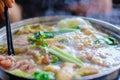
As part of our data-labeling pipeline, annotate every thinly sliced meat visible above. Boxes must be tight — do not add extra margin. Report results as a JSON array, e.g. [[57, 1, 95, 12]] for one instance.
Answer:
[[13, 34, 29, 46]]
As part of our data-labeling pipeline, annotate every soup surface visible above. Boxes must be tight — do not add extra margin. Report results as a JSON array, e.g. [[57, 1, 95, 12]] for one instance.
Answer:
[[0, 18, 120, 80]]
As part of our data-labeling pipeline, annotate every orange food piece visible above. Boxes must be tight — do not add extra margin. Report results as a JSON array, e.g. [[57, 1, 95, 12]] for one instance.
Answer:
[[79, 66, 99, 76], [45, 38, 58, 44], [54, 44, 65, 49], [42, 55, 50, 65], [0, 59, 12, 69]]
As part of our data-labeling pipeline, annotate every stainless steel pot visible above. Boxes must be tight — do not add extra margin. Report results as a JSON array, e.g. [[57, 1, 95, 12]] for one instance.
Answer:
[[0, 16, 120, 80]]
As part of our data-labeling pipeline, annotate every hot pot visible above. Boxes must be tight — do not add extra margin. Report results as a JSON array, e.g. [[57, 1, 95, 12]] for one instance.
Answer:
[[0, 16, 120, 80]]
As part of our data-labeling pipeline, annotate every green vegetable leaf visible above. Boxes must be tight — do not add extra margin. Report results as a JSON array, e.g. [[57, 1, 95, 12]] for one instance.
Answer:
[[58, 28, 78, 33], [104, 37, 118, 45], [32, 71, 55, 80], [28, 28, 78, 47], [28, 31, 48, 47], [44, 32, 55, 38], [93, 37, 118, 45], [43, 28, 78, 38], [94, 39, 103, 44], [39, 34, 48, 47], [51, 56, 59, 64], [75, 25, 81, 31], [28, 36, 36, 42]]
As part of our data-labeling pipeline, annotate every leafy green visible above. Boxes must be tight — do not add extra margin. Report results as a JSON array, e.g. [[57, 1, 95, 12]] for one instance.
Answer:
[[104, 37, 118, 45], [44, 32, 55, 38], [51, 56, 59, 64], [28, 31, 48, 47], [32, 71, 55, 80], [94, 39, 104, 44], [28, 28, 78, 47], [75, 25, 81, 31], [43, 28, 78, 38], [11, 69, 55, 80], [30, 28, 78, 39], [57, 28, 78, 33], [28, 36, 36, 42], [94, 37, 118, 45], [39, 35, 48, 47], [49, 46, 83, 67]]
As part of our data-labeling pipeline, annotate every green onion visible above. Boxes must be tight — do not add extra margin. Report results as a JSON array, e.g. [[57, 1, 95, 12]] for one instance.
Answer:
[[28, 36, 36, 42], [43, 28, 78, 38], [58, 28, 78, 33], [49, 46, 83, 67], [35, 28, 78, 38], [44, 32, 55, 38]]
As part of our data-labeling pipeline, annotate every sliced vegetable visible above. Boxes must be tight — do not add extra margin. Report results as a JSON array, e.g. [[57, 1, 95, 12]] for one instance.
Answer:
[[28, 36, 36, 42], [29, 28, 78, 39], [37, 34, 48, 47], [43, 28, 78, 38], [24, 25, 31, 31], [104, 37, 118, 45], [75, 25, 81, 31], [32, 70, 55, 80], [51, 56, 59, 64], [94, 37, 118, 45], [57, 28, 78, 33], [94, 39, 104, 44], [11, 69, 31, 77], [44, 32, 55, 38], [48, 46, 83, 67]]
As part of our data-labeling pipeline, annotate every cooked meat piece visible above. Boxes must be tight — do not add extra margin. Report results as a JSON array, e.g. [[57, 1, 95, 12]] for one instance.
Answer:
[[0, 56, 15, 69], [44, 65, 60, 73], [42, 54, 50, 65], [79, 66, 99, 76], [56, 62, 75, 80]]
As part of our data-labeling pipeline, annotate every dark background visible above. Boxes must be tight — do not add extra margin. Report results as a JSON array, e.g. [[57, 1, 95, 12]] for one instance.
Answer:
[[15, 0, 120, 27]]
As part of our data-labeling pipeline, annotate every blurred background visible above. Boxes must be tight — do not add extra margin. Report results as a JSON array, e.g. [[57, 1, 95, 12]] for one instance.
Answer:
[[0, 0, 120, 27]]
